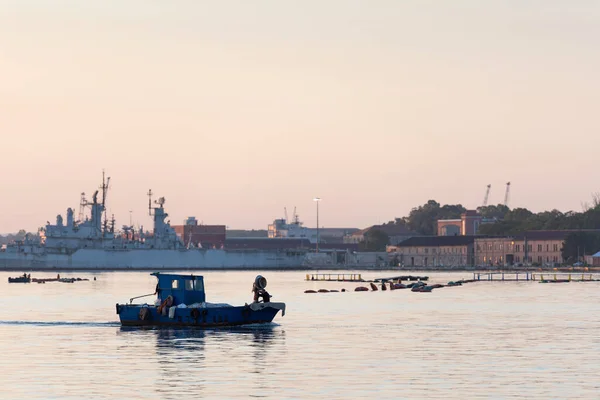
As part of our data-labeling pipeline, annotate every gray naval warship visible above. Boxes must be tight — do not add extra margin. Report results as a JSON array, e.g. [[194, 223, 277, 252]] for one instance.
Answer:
[[0, 174, 306, 270]]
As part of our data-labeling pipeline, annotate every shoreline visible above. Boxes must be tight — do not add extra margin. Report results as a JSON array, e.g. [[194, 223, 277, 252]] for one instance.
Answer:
[[2, 266, 597, 273]]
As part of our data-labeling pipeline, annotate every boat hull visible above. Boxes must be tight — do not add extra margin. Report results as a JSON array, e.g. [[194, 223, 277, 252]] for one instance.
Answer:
[[0, 248, 305, 270], [8, 277, 31, 283], [116, 303, 284, 328]]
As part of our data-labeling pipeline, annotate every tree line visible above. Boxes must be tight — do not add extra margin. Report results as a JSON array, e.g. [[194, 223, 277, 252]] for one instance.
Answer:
[[361, 197, 600, 260], [376, 198, 600, 236]]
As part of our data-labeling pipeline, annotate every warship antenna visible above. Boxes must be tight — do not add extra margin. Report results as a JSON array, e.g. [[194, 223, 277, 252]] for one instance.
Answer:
[[100, 170, 111, 233], [101, 175, 111, 208], [147, 189, 153, 216]]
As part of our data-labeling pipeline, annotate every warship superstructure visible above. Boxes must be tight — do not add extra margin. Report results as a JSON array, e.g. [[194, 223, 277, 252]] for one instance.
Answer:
[[0, 174, 306, 269]]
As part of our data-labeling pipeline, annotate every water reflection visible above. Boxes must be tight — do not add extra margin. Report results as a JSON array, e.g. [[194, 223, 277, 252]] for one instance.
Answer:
[[117, 324, 284, 352], [117, 325, 286, 399]]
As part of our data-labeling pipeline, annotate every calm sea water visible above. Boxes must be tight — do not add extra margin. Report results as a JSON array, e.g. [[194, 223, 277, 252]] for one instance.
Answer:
[[1, 270, 599, 399]]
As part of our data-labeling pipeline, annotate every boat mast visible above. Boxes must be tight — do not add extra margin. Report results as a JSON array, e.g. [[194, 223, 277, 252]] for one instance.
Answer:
[[147, 189, 153, 216], [100, 170, 111, 234], [78, 192, 86, 222]]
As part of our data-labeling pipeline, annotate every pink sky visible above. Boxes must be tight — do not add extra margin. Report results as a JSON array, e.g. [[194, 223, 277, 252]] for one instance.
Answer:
[[1, 1, 599, 233]]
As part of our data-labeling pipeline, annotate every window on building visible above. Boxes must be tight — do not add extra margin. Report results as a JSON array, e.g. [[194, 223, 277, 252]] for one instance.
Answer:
[[537, 256, 542, 263], [537, 244, 542, 252], [546, 244, 549, 252], [516, 245, 521, 252], [528, 245, 532, 252], [553, 244, 558, 252]]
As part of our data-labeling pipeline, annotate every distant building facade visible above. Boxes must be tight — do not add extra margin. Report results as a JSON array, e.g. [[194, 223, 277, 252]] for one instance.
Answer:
[[437, 210, 483, 236], [388, 229, 595, 269], [474, 230, 592, 267], [475, 237, 516, 266], [225, 237, 358, 252], [172, 217, 226, 249], [476, 230, 600, 267], [585, 251, 600, 267], [387, 236, 477, 268]]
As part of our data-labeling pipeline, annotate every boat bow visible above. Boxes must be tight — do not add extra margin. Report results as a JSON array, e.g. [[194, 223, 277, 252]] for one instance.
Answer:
[[249, 301, 286, 317]]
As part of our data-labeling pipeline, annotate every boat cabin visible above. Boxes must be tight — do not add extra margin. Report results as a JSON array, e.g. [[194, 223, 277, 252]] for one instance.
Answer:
[[152, 272, 206, 305]]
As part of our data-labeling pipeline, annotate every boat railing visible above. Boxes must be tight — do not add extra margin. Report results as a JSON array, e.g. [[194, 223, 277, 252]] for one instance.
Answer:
[[129, 293, 156, 304]]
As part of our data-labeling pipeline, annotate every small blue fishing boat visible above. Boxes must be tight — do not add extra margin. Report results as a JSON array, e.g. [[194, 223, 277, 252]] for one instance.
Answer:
[[8, 273, 31, 283], [116, 272, 286, 327]]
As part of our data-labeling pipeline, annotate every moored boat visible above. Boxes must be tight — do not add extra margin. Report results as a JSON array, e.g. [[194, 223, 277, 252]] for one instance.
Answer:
[[8, 273, 31, 283], [116, 273, 286, 327]]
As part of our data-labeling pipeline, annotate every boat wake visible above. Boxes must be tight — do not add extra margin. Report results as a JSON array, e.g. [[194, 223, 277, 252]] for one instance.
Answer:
[[0, 320, 120, 327]]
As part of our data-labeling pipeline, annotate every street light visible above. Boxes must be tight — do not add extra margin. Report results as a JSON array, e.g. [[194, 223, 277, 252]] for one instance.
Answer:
[[313, 197, 321, 252]]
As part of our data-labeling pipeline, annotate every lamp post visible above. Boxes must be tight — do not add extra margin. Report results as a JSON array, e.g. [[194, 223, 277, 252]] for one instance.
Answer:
[[313, 197, 321, 252]]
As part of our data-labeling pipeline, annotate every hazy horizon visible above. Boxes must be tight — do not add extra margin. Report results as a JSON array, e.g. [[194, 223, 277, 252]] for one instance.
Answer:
[[1, 1, 599, 233]]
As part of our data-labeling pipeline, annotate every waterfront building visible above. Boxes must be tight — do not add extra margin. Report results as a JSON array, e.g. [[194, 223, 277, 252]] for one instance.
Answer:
[[475, 230, 600, 268], [387, 236, 477, 268], [172, 217, 226, 249], [437, 210, 498, 236], [437, 210, 483, 236], [585, 251, 600, 267]]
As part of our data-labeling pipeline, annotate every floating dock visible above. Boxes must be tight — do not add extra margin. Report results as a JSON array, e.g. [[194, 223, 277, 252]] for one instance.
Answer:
[[305, 273, 364, 282], [374, 275, 429, 282], [304, 274, 430, 283]]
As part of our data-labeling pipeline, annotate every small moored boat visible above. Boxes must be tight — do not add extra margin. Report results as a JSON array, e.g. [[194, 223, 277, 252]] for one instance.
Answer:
[[8, 273, 31, 283], [116, 272, 286, 327]]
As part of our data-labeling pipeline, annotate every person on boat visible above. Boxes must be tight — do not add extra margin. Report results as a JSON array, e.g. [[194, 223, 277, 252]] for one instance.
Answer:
[[252, 283, 271, 303], [261, 290, 271, 303], [252, 283, 261, 302], [154, 283, 162, 302]]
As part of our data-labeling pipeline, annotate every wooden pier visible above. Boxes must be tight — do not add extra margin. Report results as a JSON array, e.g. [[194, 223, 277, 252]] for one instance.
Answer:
[[473, 271, 600, 282], [305, 273, 364, 282]]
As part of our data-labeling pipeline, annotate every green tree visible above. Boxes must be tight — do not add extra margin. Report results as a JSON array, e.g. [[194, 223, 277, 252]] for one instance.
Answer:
[[405, 200, 466, 235], [477, 204, 510, 220], [359, 229, 390, 251], [561, 232, 600, 263]]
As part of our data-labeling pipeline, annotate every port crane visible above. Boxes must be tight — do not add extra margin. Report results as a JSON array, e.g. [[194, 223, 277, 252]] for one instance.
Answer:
[[504, 182, 511, 207], [482, 184, 491, 207]]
